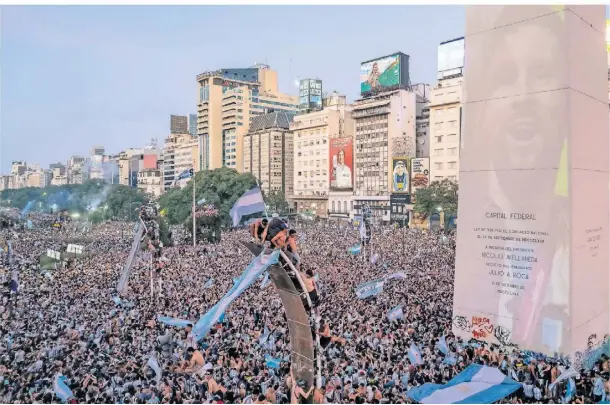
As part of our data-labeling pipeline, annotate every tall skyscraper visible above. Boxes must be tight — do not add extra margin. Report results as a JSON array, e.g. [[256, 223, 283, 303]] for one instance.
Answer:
[[170, 115, 188, 134], [196, 64, 298, 172]]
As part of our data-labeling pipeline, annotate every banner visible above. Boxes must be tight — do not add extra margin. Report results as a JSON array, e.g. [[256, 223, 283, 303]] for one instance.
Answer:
[[330, 138, 353, 191], [355, 279, 384, 299], [410, 158, 430, 201], [392, 157, 410, 193]]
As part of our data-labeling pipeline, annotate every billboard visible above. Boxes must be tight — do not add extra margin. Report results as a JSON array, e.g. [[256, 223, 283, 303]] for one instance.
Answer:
[[391, 157, 410, 194], [410, 158, 430, 201], [299, 79, 323, 111], [329, 138, 353, 191], [361, 54, 401, 94], [438, 37, 465, 77]]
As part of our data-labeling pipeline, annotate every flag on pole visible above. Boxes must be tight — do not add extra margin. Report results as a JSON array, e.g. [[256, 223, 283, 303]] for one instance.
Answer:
[[53, 375, 74, 402], [192, 250, 280, 340], [355, 279, 384, 299], [229, 187, 266, 227], [348, 244, 362, 255], [175, 168, 194, 181]]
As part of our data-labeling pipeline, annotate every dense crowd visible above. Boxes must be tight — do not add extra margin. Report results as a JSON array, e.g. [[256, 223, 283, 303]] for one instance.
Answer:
[[0, 214, 609, 404]]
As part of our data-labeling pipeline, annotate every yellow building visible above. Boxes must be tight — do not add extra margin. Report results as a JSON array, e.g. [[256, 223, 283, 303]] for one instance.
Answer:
[[196, 64, 298, 172]]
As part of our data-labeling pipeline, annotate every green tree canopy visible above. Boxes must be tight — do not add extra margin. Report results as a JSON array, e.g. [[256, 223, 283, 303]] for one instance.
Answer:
[[264, 190, 289, 215], [158, 167, 259, 226], [413, 179, 458, 221]]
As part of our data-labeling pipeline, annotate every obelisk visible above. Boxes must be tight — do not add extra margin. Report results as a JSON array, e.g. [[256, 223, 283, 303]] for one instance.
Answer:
[[452, 5, 610, 357]]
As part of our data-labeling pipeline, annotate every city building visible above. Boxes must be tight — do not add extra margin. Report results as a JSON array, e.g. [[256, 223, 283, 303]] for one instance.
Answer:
[[11, 161, 27, 176], [0, 176, 13, 191], [26, 172, 43, 188], [162, 133, 199, 191], [291, 93, 354, 219], [116, 149, 145, 187], [243, 111, 295, 197], [51, 174, 68, 186], [414, 84, 431, 158], [196, 64, 298, 171], [90, 146, 105, 156], [429, 37, 464, 182], [170, 114, 188, 134], [137, 169, 164, 198], [42, 170, 53, 187], [188, 114, 197, 137], [352, 89, 417, 222], [298, 79, 323, 114]]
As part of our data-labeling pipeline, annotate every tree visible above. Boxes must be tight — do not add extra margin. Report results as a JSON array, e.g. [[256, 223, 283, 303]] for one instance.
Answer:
[[413, 179, 458, 223], [265, 190, 289, 215], [159, 167, 259, 226], [104, 185, 148, 221]]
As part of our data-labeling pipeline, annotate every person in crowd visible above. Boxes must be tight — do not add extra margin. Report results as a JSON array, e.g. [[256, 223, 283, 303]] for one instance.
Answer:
[[249, 218, 268, 244]]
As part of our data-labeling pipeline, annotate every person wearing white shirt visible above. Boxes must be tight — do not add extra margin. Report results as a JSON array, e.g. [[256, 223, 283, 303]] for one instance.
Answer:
[[333, 149, 352, 189]]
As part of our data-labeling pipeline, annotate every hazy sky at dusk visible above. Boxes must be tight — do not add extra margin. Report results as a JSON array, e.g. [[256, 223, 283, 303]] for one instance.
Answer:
[[3, 5, 465, 172]]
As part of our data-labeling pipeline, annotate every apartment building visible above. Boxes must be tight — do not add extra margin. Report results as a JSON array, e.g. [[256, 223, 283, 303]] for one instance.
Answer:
[[428, 76, 463, 182], [162, 133, 199, 191], [351, 89, 417, 222], [196, 64, 298, 172], [243, 111, 294, 197], [137, 169, 164, 198], [170, 115, 188, 134]]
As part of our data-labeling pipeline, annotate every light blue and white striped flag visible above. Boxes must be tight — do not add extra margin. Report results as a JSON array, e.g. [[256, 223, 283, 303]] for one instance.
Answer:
[[387, 305, 404, 321], [230, 187, 265, 227], [112, 296, 122, 306], [204, 278, 214, 289], [53, 374, 73, 402], [175, 168, 193, 181], [355, 279, 384, 299], [192, 250, 280, 340], [349, 244, 362, 255], [407, 364, 521, 404], [265, 354, 281, 369], [564, 378, 576, 403], [147, 356, 162, 384], [157, 316, 193, 328], [437, 335, 449, 355], [385, 272, 407, 281], [408, 343, 424, 365], [259, 326, 271, 345]]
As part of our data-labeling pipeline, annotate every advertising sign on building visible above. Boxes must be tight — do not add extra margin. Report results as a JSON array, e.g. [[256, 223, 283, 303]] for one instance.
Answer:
[[299, 79, 323, 111], [391, 157, 410, 194], [410, 158, 430, 202], [437, 37, 465, 78], [329, 138, 353, 191], [361, 54, 401, 94]]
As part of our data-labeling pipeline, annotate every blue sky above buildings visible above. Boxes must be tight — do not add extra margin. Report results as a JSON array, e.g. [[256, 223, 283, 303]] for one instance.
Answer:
[[3, 5, 470, 172]]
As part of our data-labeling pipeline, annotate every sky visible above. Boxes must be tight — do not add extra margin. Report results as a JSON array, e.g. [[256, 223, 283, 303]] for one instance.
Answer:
[[1, 5, 469, 173]]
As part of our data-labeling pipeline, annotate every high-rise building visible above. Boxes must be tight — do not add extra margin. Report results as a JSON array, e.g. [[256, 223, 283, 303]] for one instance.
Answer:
[[414, 84, 431, 158], [188, 114, 197, 137], [162, 133, 199, 191], [11, 161, 26, 176], [170, 115, 188, 134], [291, 94, 354, 219], [90, 146, 105, 156], [352, 89, 417, 222], [429, 37, 464, 183], [137, 169, 164, 198], [196, 64, 298, 172], [243, 111, 295, 197]]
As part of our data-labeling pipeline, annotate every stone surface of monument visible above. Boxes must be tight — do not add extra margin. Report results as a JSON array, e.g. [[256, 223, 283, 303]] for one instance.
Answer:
[[452, 5, 610, 357]]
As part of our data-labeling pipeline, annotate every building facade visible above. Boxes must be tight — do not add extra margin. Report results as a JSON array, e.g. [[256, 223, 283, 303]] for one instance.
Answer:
[[352, 89, 417, 222], [196, 65, 298, 172], [137, 169, 164, 198], [162, 133, 198, 191], [170, 115, 188, 134], [243, 112, 294, 197], [291, 94, 354, 219], [428, 76, 463, 182]]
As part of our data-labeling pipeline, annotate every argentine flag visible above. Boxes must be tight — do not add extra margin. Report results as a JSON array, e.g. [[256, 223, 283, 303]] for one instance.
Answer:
[[387, 305, 404, 321], [204, 278, 214, 289], [192, 250, 279, 340], [407, 364, 521, 404], [157, 316, 193, 328], [385, 272, 407, 281], [265, 354, 281, 369], [355, 279, 384, 299], [408, 343, 424, 365], [175, 168, 194, 181], [437, 335, 449, 355], [349, 244, 362, 255], [53, 375, 74, 402], [229, 187, 265, 227], [260, 272, 272, 289]]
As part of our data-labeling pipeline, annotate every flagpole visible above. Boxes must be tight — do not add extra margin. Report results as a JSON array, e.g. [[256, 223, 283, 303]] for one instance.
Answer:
[[192, 172, 196, 248]]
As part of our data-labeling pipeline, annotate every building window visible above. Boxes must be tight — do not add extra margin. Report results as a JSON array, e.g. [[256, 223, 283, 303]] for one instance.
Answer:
[[435, 136, 443, 143], [448, 161, 457, 169], [434, 162, 443, 170], [448, 147, 457, 156], [434, 148, 443, 157]]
